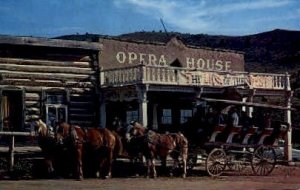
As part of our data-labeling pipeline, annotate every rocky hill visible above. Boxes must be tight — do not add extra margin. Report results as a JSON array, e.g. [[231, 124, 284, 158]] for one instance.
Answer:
[[57, 29, 300, 140], [57, 29, 300, 89], [56, 29, 300, 71]]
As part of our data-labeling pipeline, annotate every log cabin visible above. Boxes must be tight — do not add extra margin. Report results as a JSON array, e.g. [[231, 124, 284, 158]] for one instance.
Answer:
[[0, 35, 101, 131]]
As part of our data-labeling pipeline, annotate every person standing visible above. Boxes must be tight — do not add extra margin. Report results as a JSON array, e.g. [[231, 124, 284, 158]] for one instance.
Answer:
[[229, 107, 239, 127]]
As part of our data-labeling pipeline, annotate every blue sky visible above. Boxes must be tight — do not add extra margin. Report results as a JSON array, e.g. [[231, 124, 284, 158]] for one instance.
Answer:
[[0, 0, 299, 37]]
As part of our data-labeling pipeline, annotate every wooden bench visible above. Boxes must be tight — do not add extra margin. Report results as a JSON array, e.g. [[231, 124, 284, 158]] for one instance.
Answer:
[[242, 126, 258, 145], [226, 126, 242, 143], [208, 124, 226, 142], [257, 128, 274, 145]]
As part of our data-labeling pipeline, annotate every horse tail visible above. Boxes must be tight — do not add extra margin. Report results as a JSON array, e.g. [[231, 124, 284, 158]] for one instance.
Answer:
[[112, 131, 123, 157]]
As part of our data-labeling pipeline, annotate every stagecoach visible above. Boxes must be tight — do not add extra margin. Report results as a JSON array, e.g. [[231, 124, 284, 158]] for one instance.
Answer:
[[186, 97, 291, 177]]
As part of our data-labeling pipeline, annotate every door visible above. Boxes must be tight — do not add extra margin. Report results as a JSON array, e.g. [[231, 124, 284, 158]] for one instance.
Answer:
[[1, 90, 24, 131]]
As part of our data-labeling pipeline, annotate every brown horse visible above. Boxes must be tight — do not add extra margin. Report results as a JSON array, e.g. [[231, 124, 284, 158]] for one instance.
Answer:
[[126, 121, 188, 178], [31, 119, 57, 175], [55, 122, 119, 180]]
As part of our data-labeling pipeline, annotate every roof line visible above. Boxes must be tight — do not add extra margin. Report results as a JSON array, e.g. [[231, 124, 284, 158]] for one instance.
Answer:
[[99, 36, 244, 54], [0, 35, 102, 50]]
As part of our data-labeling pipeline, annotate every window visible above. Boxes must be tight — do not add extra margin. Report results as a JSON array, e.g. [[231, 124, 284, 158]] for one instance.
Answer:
[[45, 92, 68, 127], [161, 109, 172, 124], [126, 110, 138, 124], [180, 109, 193, 124]]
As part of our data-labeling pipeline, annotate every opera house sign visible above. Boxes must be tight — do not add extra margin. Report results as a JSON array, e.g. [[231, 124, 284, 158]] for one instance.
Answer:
[[100, 37, 245, 73], [115, 51, 232, 72]]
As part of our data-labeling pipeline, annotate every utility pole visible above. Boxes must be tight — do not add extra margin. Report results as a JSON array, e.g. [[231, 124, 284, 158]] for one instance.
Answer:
[[160, 18, 169, 37]]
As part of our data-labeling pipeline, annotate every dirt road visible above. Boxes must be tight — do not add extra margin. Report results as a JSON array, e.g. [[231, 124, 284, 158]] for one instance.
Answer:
[[1, 175, 300, 190], [1, 146, 300, 190], [1, 166, 300, 190]]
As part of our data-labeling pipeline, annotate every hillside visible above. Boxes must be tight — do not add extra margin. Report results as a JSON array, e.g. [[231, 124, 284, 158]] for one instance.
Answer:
[[56, 29, 300, 71], [57, 29, 300, 88]]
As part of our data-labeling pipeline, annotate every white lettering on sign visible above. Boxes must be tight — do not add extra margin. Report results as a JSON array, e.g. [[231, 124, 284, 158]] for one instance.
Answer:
[[116, 52, 233, 71], [116, 52, 167, 66], [186, 57, 232, 72], [116, 52, 126, 64], [159, 55, 167, 66], [179, 71, 248, 86]]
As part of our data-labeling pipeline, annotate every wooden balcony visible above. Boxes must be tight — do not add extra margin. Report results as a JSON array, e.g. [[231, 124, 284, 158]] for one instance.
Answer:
[[100, 65, 290, 90]]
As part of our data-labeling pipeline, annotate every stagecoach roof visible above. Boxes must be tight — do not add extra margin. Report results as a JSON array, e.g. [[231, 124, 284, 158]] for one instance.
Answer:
[[198, 97, 295, 111]]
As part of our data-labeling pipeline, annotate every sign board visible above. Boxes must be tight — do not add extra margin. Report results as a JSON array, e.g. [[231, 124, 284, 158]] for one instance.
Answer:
[[179, 71, 248, 87], [99, 37, 245, 72], [177, 70, 284, 89]]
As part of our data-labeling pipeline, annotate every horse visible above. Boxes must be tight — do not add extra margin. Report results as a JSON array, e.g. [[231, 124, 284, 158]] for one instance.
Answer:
[[31, 119, 57, 176], [126, 121, 188, 178], [55, 122, 120, 180]]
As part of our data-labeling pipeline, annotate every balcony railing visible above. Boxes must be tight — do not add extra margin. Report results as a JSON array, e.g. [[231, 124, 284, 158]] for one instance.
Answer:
[[100, 65, 290, 90]]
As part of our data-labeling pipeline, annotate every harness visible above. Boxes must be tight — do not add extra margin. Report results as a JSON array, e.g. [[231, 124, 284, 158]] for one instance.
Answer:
[[67, 125, 85, 146]]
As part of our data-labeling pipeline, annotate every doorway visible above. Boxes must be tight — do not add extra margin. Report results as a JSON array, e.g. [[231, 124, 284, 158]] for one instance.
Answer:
[[1, 89, 24, 131]]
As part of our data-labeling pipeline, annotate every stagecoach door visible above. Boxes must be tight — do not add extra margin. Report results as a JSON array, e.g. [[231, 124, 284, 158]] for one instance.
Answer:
[[0, 89, 24, 131]]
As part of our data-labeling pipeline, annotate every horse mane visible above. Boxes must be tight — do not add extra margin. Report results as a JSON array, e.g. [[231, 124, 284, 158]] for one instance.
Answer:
[[36, 119, 48, 136], [132, 121, 148, 136]]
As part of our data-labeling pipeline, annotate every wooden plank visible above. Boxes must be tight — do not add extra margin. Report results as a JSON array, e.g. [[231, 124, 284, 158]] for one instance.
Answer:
[[26, 108, 40, 115], [69, 113, 95, 118], [70, 95, 95, 102], [0, 35, 102, 50], [25, 95, 40, 101], [69, 107, 93, 112], [0, 80, 94, 88], [25, 101, 40, 107], [2, 86, 62, 92], [25, 93, 40, 99], [70, 101, 95, 108], [70, 88, 93, 93], [0, 57, 91, 68], [0, 64, 93, 74], [1, 71, 92, 81], [25, 115, 40, 120], [0, 131, 34, 136], [26, 107, 40, 112]]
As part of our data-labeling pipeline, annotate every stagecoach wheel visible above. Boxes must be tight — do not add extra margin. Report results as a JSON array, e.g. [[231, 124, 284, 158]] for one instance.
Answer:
[[206, 148, 227, 177], [251, 145, 276, 176]]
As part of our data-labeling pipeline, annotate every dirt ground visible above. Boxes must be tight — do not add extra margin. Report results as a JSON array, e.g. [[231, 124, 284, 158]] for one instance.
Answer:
[[1, 167, 300, 190], [1, 145, 300, 190], [1, 161, 300, 190]]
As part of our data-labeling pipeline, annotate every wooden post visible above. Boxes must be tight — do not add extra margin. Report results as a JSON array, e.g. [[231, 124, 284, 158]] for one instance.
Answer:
[[284, 72, 293, 164], [152, 104, 158, 130], [284, 91, 293, 164], [247, 89, 255, 118], [8, 135, 15, 171], [99, 93, 106, 128], [137, 85, 148, 127]]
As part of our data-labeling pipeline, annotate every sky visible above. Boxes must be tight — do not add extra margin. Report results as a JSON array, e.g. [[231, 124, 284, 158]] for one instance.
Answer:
[[0, 0, 299, 38]]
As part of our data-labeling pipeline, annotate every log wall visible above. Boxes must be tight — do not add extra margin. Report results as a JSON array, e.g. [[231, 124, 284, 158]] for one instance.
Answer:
[[0, 45, 100, 130]]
